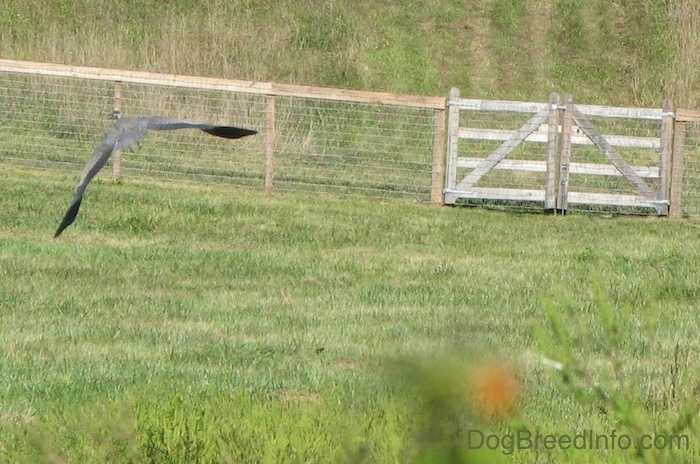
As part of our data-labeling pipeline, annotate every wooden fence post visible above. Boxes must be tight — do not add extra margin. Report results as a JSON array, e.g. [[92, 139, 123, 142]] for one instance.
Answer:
[[669, 120, 686, 219], [264, 95, 276, 193], [557, 93, 574, 214], [545, 92, 560, 212], [431, 105, 447, 204], [112, 81, 123, 178]]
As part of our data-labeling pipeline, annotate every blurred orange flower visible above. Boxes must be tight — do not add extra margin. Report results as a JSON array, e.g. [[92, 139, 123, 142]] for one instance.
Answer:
[[471, 364, 520, 418]]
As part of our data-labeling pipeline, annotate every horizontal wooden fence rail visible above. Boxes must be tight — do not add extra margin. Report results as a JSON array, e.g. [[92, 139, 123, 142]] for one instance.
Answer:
[[0, 59, 446, 204], [0, 59, 445, 109]]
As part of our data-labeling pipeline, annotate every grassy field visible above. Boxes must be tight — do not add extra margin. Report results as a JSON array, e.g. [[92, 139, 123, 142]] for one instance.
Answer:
[[2, 1, 700, 462], [1, 167, 699, 462]]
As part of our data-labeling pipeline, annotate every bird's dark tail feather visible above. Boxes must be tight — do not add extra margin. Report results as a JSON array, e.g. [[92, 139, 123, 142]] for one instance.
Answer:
[[202, 126, 258, 139], [54, 198, 83, 237]]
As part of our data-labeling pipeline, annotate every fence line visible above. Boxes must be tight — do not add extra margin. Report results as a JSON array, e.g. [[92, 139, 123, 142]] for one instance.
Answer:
[[0, 59, 445, 204], [2, 59, 700, 217]]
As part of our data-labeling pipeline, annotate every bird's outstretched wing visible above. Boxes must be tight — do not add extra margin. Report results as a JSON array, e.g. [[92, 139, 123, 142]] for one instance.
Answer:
[[55, 131, 119, 237], [140, 117, 258, 139], [54, 115, 257, 237]]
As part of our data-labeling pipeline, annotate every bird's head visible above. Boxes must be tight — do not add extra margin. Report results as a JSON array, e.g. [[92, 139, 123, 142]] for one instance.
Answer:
[[109, 110, 122, 120]]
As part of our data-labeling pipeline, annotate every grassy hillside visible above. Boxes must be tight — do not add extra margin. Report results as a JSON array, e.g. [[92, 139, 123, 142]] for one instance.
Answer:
[[1, 0, 698, 107]]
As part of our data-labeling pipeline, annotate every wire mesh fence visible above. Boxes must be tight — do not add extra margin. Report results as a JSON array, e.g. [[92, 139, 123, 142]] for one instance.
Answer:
[[0, 72, 266, 186], [679, 122, 700, 216], [0, 66, 443, 203], [0, 74, 114, 172], [272, 97, 436, 198]]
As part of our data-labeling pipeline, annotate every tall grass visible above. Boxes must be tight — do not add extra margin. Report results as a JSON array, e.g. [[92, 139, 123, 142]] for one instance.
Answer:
[[1, 0, 697, 106], [669, 0, 700, 108]]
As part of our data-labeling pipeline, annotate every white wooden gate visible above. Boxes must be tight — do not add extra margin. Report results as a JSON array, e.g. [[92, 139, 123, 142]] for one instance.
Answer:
[[444, 89, 673, 215]]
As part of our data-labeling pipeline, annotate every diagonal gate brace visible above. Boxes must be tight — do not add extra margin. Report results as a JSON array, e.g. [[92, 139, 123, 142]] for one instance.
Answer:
[[572, 108, 655, 199], [455, 109, 549, 191]]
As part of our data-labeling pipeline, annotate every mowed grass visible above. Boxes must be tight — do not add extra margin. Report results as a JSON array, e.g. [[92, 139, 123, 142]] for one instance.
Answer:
[[1, 167, 700, 463]]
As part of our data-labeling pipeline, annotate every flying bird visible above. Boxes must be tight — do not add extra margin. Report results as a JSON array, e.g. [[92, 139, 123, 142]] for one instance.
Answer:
[[54, 111, 257, 237]]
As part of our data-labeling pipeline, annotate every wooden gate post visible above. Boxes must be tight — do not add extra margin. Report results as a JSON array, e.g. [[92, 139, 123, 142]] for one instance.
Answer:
[[556, 94, 574, 214], [545, 92, 560, 212], [431, 105, 447, 205], [658, 98, 674, 216], [443, 87, 461, 204]]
